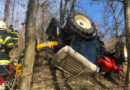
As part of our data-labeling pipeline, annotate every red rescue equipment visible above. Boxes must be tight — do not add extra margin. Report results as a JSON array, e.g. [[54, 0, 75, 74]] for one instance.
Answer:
[[97, 55, 121, 72]]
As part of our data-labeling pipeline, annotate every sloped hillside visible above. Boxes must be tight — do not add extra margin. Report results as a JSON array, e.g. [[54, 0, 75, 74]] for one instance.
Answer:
[[30, 48, 127, 90]]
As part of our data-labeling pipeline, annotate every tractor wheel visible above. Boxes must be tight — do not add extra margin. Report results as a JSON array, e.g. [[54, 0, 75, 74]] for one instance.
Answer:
[[114, 41, 128, 62], [67, 11, 95, 39]]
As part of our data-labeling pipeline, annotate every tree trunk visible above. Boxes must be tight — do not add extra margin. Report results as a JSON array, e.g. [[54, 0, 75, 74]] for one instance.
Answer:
[[11, 0, 16, 25], [112, 6, 119, 38], [124, 0, 130, 90], [60, 0, 63, 28], [36, 1, 48, 43], [70, 0, 76, 12], [18, 24, 25, 50], [62, 0, 69, 24], [106, 1, 119, 38], [19, 0, 39, 90], [4, 0, 10, 25]]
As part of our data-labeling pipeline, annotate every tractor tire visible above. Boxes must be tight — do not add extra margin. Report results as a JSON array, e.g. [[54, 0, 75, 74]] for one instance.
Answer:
[[66, 11, 95, 39], [114, 41, 128, 62]]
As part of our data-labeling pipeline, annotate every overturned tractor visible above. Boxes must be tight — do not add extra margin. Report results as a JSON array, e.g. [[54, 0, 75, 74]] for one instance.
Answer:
[[38, 10, 128, 75]]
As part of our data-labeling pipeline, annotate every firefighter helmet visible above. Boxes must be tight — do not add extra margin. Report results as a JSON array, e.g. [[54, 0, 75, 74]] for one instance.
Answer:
[[0, 21, 7, 29]]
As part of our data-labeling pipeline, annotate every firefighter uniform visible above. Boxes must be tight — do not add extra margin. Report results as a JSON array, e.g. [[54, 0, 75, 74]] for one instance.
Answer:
[[0, 52, 10, 90], [7, 25, 18, 46], [0, 52, 10, 75], [0, 21, 15, 89], [0, 29, 16, 54], [11, 30, 18, 46]]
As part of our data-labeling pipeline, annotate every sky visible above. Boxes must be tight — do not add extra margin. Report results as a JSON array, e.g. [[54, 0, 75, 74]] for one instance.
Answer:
[[0, 0, 6, 19], [0, 0, 28, 29], [75, 0, 103, 24], [0, 0, 103, 28], [0, 0, 124, 40]]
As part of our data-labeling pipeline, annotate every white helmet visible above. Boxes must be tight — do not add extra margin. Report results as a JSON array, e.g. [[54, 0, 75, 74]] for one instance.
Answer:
[[14, 28, 18, 31], [0, 21, 7, 29]]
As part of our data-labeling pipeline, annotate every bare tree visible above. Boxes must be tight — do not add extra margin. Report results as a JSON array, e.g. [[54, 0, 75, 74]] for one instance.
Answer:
[[36, 0, 49, 43], [106, 1, 119, 37], [60, 0, 77, 28], [11, 0, 16, 25], [70, 0, 76, 12], [19, 0, 39, 89], [124, 0, 130, 89], [18, 23, 25, 50], [36, 0, 59, 43], [93, 0, 124, 40], [4, 0, 10, 25], [60, 0, 64, 28]]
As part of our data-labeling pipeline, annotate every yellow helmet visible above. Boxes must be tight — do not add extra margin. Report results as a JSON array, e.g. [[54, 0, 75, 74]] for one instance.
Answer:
[[0, 21, 7, 29]]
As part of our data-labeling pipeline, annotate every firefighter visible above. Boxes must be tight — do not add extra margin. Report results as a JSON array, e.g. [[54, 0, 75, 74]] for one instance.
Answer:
[[0, 48, 11, 90], [0, 21, 17, 55], [8, 25, 18, 47], [7, 25, 13, 33], [12, 28, 18, 46], [8, 25, 19, 37], [0, 21, 18, 89]]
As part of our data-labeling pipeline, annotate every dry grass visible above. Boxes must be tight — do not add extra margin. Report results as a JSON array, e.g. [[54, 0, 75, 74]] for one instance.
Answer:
[[30, 49, 127, 90], [9, 48, 21, 61], [9, 45, 127, 90]]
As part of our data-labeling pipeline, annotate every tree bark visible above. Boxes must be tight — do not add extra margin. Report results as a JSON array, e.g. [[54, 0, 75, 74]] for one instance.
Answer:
[[106, 1, 119, 38], [37, 1, 48, 43], [11, 0, 16, 25], [62, 0, 69, 24], [111, 2, 119, 38], [18, 24, 25, 50], [70, 0, 76, 12], [19, 0, 39, 90], [4, 0, 10, 25], [60, 0, 63, 28], [124, 0, 130, 90]]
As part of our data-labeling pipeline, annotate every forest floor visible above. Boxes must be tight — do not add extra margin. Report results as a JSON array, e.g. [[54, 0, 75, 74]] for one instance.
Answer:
[[10, 48, 127, 90]]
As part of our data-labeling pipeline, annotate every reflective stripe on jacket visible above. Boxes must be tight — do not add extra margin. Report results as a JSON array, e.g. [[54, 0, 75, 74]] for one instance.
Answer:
[[0, 30, 15, 48], [0, 60, 10, 65]]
